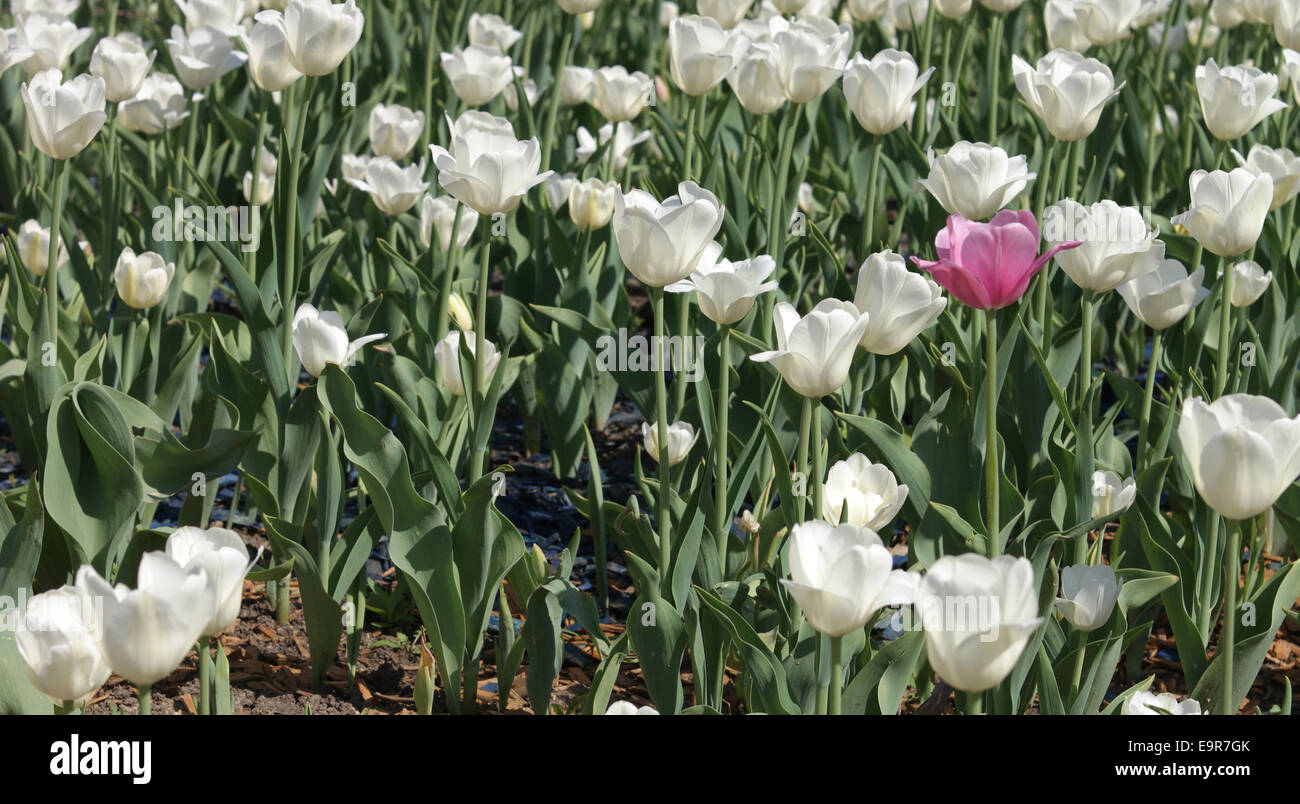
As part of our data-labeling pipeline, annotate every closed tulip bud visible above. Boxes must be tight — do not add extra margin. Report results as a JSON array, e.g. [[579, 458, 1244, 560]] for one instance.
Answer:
[[699, 0, 753, 27], [504, 74, 538, 112], [912, 211, 1080, 310], [558, 0, 603, 13], [1055, 563, 1120, 632], [1073, 0, 1142, 45], [242, 15, 304, 92], [119, 72, 190, 135], [886, 0, 931, 30], [114, 248, 175, 309], [726, 42, 786, 114], [1012, 50, 1123, 142], [268, 0, 364, 77], [661, 1, 680, 26], [20, 69, 106, 161], [666, 250, 777, 325], [1123, 689, 1204, 715], [440, 45, 514, 107], [852, 250, 946, 354], [933, 0, 973, 17], [822, 454, 910, 530], [1043, 200, 1159, 292], [669, 15, 747, 96], [842, 50, 934, 135], [1045, 0, 1093, 51], [468, 12, 522, 52], [769, 16, 852, 103], [1229, 260, 1272, 307], [1178, 394, 1300, 520], [604, 700, 659, 714], [751, 299, 871, 397], [568, 178, 618, 231], [15, 585, 111, 706], [15, 219, 68, 276], [779, 520, 915, 638], [917, 141, 1035, 221], [90, 33, 156, 103], [176, 0, 250, 33], [414, 643, 436, 715], [1171, 168, 1272, 257], [1185, 17, 1221, 48], [641, 421, 700, 466], [593, 65, 653, 122], [291, 303, 386, 377], [367, 103, 424, 161], [847, 0, 889, 20], [11, 12, 91, 74], [917, 553, 1043, 692], [166, 527, 254, 637], [1239, 0, 1275, 23], [75, 554, 216, 688], [1278, 0, 1300, 48], [576, 122, 652, 171], [430, 123, 550, 216], [166, 25, 247, 90], [419, 195, 478, 253], [1116, 250, 1210, 330], [1209, 0, 1247, 27], [243, 169, 275, 203], [1234, 144, 1300, 209], [433, 331, 501, 396], [559, 65, 596, 105], [344, 156, 428, 216], [447, 293, 474, 331], [1195, 59, 1287, 141], [613, 181, 725, 288], [1090, 470, 1136, 519]]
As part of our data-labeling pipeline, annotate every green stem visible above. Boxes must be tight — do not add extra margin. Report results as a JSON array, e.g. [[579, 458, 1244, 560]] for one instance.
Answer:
[[985, 12, 1004, 142], [828, 635, 843, 715], [714, 327, 731, 572], [984, 309, 1000, 557], [811, 398, 824, 522], [796, 396, 813, 524], [540, 17, 573, 174], [683, 95, 697, 182], [197, 639, 212, 715], [282, 78, 313, 382], [44, 159, 68, 353], [143, 303, 163, 405], [653, 287, 673, 596], [468, 217, 494, 482], [1219, 517, 1240, 715], [1137, 331, 1162, 471], [434, 203, 465, 343], [121, 313, 140, 395], [1068, 629, 1087, 702], [966, 692, 983, 715], [137, 684, 151, 715], [862, 136, 884, 259], [768, 106, 798, 283], [1215, 255, 1233, 397]]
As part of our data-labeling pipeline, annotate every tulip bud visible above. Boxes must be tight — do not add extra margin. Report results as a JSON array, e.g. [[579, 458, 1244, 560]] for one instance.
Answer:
[[114, 248, 176, 310], [843, 49, 934, 135], [433, 331, 501, 396], [593, 66, 654, 123], [274, 0, 365, 77], [447, 293, 474, 331], [15, 585, 112, 706], [568, 178, 618, 231], [90, 33, 156, 103], [1055, 563, 1120, 632], [20, 69, 107, 161], [558, 66, 596, 106], [641, 421, 699, 466], [1122, 689, 1204, 715], [15, 219, 68, 276], [852, 250, 946, 354], [751, 300, 871, 397], [1090, 470, 1136, 519], [1179, 394, 1300, 520], [1228, 260, 1272, 307], [291, 304, 387, 377], [414, 643, 437, 715]]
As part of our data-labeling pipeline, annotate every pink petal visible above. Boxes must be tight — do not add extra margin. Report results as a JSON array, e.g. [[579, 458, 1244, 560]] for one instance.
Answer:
[[911, 256, 995, 309]]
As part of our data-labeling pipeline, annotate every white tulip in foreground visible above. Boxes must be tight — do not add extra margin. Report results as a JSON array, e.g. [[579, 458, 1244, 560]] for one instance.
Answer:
[[917, 141, 1035, 221], [166, 527, 255, 637], [1055, 563, 1119, 632], [345, 157, 429, 217], [440, 45, 514, 107], [119, 73, 190, 136], [851, 250, 946, 354], [842, 49, 934, 136], [612, 181, 725, 288], [593, 65, 653, 122], [1171, 168, 1272, 258], [916, 553, 1044, 693], [243, 12, 306, 92], [1234, 144, 1300, 210], [1090, 470, 1136, 519], [15, 219, 68, 276], [15, 585, 112, 706], [668, 14, 747, 96], [666, 251, 777, 325], [430, 116, 551, 216], [779, 520, 915, 638], [90, 33, 156, 103], [1122, 689, 1204, 715], [641, 421, 700, 466], [1115, 250, 1209, 330], [1229, 260, 1272, 307], [604, 700, 658, 714], [751, 300, 871, 398], [1011, 49, 1122, 142], [1043, 200, 1159, 292], [1195, 59, 1287, 141], [568, 178, 619, 231], [265, 0, 365, 77], [291, 304, 387, 377], [419, 195, 478, 252], [1178, 394, 1300, 521], [114, 248, 176, 310], [822, 453, 909, 531], [20, 69, 107, 160], [76, 553, 216, 688], [433, 331, 502, 396]]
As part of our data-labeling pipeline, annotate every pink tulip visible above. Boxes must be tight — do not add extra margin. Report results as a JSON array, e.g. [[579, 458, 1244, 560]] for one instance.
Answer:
[[911, 211, 1081, 310]]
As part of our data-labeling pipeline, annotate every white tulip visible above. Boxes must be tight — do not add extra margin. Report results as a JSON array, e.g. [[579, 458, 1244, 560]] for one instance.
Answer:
[[14, 585, 111, 705], [1185, 17, 1221, 47], [669, 14, 747, 96], [242, 14, 304, 92], [1055, 563, 1119, 632], [368, 103, 425, 160], [467, 12, 522, 52], [165, 527, 253, 637], [842, 50, 934, 135], [20, 69, 106, 161], [822, 453, 910, 530], [699, 0, 754, 27], [1123, 689, 1204, 714], [1147, 21, 1187, 51], [440, 45, 514, 107], [568, 178, 619, 231], [75, 554, 215, 688], [933, 0, 973, 17], [886, 0, 930, 30], [641, 421, 700, 466], [0, 29, 34, 78], [265, 0, 364, 77], [1091, 470, 1136, 519], [1134, 0, 1172, 24], [546, 172, 577, 212], [1045, 0, 1094, 51], [917, 141, 1035, 221], [1209, 0, 1248, 26], [780, 520, 915, 638], [1240, 0, 1276, 23], [666, 250, 777, 325], [851, 250, 946, 355], [114, 248, 175, 309], [243, 168, 275, 204], [1234, 144, 1300, 210], [1171, 168, 1272, 257], [847, 0, 889, 20], [429, 120, 551, 216], [175, 0, 249, 33], [916, 553, 1044, 692], [1178, 394, 1300, 521], [1278, 0, 1300, 48], [1229, 260, 1272, 307], [575, 122, 652, 171], [10, 12, 91, 74], [1072, 0, 1141, 45], [1042, 199, 1159, 292], [726, 41, 786, 114], [167, 25, 247, 90], [751, 299, 871, 398], [593, 65, 654, 122], [504, 73, 538, 112], [769, 16, 852, 103], [1012, 49, 1122, 142], [1195, 59, 1286, 141], [558, 65, 595, 105], [12, 0, 80, 16], [433, 331, 501, 396], [89, 33, 156, 103], [345, 156, 428, 216], [612, 181, 725, 288], [604, 700, 658, 714], [660, 1, 680, 27], [291, 303, 386, 377], [15, 219, 68, 276], [419, 195, 478, 252], [119, 72, 190, 135], [1115, 251, 1210, 330]]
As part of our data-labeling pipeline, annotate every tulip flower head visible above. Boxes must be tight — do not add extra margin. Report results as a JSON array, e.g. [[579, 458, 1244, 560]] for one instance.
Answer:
[[119, 72, 190, 135], [1195, 58, 1287, 141], [917, 141, 1035, 221], [1123, 689, 1204, 715], [852, 250, 946, 354], [440, 45, 514, 107], [1228, 260, 1272, 307], [368, 103, 425, 161], [912, 211, 1081, 311], [1011, 49, 1123, 142], [593, 65, 654, 122], [20, 69, 107, 160], [641, 420, 700, 466], [1115, 250, 1210, 330], [419, 195, 479, 252], [433, 331, 501, 396], [15, 219, 68, 276], [10, 12, 91, 74], [114, 248, 176, 310], [1091, 470, 1136, 519], [15, 585, 112, 705], [668, 14, 748, 97], [468, 13, 523, 52], [165, 527, 256, 637], [1171, 168, 1272, 257], [1234, 144, 1300, 210], [842, 49, 935, 136], [822, 453, 910, 530], [1055, 563, 1120, 632], [604, 700, 658, 714], [291, 304, 387, 377], [612, 181, 725, 288], [166, 24, 249, 90], [751, 299, 871, 397], [568, 178, 619, 231], [666, 250, 777, 325], [261, 0, 365, 77], [90, 32, 156, 102], [430, 116, 551, 216], [1043, 199, 1159, 293], [345, 156, 429, 217]]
